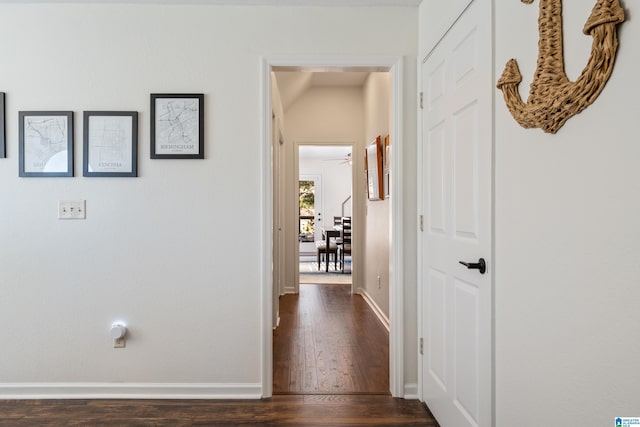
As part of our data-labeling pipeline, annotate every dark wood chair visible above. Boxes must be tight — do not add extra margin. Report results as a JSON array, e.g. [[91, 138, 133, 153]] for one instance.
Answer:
[[315, 239, 338, 270], [338, 217, 352, 273], [333, 216, 344, 245]]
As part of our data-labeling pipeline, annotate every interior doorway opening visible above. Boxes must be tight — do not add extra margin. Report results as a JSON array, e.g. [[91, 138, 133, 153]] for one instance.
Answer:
[[261, 57, 405, 399], [297, 144, 353, 287]]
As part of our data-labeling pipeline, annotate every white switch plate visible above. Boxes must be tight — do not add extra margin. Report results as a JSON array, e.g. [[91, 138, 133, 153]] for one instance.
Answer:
[[58, 200, 86, 220]]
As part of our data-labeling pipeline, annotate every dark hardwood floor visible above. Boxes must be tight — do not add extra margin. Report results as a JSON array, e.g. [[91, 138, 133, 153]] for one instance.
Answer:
[[274, 284, 389, 394], [0, 395, 439, 426], [0, 284, 439, 426]]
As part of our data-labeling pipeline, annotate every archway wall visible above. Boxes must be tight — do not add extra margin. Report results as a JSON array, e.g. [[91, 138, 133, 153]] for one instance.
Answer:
[[0, 2, 419, 398]]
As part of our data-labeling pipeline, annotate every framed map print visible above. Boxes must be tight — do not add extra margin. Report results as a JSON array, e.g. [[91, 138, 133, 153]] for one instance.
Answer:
[[19, 111, 73, 177], [83, 111, 138, 177], [150, 93, 204, 159]]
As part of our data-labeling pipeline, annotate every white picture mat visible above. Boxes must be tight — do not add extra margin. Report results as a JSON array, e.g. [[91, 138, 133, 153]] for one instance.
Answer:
[[23, 115, 68, 173], [154, 98, 200, 155], [88, 115, 133, 173]]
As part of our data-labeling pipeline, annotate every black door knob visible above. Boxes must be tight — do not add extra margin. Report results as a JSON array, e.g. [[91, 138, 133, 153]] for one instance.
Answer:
[[459, 258, 486, 274]]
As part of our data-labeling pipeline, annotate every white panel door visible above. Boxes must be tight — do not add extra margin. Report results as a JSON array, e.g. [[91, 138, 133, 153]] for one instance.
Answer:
[[420, 0, 492, 426]]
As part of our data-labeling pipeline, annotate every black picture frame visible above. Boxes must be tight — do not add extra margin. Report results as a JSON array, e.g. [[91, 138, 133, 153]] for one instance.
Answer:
[[19, 111, 73, 177], [150, 93, 204, 159], [0, 92, 5, 159], [83, 111, 138, 177]]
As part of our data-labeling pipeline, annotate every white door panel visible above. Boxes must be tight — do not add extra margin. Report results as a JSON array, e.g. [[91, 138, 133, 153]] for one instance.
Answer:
[[426, 267, 447, 390], [453, 100, 479, 240], [428, 122, 447, 235], [420, 0, 493, 426]]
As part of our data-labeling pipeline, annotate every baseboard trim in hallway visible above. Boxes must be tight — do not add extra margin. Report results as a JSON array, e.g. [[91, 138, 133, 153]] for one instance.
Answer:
[[358, 287, 390, 331], [273, 391, 390, 396]]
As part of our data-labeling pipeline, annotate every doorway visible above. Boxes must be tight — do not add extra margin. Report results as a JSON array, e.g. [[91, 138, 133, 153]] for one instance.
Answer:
[[297, 144, 353, 287], [298, 174, 322, 255], [261, 56, 405, 398]]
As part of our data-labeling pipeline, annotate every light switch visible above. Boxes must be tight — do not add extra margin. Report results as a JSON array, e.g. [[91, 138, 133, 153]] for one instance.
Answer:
[[58, 200, 86, 220]]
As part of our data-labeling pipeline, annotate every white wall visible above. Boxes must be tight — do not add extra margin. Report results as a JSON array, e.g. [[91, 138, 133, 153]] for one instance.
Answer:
[[420, 0, 640, 424], [494, 2, 640, 425], [362, 73, 391, 317], [0, 3, 418, 397]]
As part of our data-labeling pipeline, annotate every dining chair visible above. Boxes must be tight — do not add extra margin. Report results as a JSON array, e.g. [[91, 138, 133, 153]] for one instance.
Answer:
[[315, 239, 337, 271], [338, 217, 352, 273]]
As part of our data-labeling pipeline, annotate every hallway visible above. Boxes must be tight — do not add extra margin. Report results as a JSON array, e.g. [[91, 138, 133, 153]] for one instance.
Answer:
[[273, 284, 388, 394]]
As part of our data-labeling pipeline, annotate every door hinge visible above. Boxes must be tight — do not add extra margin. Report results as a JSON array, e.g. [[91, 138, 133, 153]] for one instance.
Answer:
[[419, 92, 424, 109], [419, 215, 424, 232], [419, 337, 424, 355]]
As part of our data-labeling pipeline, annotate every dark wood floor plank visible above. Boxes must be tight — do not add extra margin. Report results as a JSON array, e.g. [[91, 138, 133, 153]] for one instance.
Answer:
[[273, 284, 389, 395], [0, 396, 439, 426]]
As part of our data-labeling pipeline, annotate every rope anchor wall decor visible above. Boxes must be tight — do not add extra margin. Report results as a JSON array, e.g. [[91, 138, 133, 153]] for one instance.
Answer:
[[497, 0, 625, 134]]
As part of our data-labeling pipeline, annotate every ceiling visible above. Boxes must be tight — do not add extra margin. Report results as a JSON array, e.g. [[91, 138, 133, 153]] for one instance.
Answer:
[[298, 145, 351, 161], [274, 71, 369, 112], [274, 69, 389, 160]]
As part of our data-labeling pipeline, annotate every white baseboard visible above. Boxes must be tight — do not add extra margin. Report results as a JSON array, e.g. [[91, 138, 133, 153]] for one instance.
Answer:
[[357, 288, 390, 332], [282, 286, 296, 294], [0, 383, 263, 400], [403, 383, 418, 400]]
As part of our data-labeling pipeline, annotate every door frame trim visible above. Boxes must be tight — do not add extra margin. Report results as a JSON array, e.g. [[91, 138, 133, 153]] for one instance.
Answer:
[[260, 55, 405, 398]]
